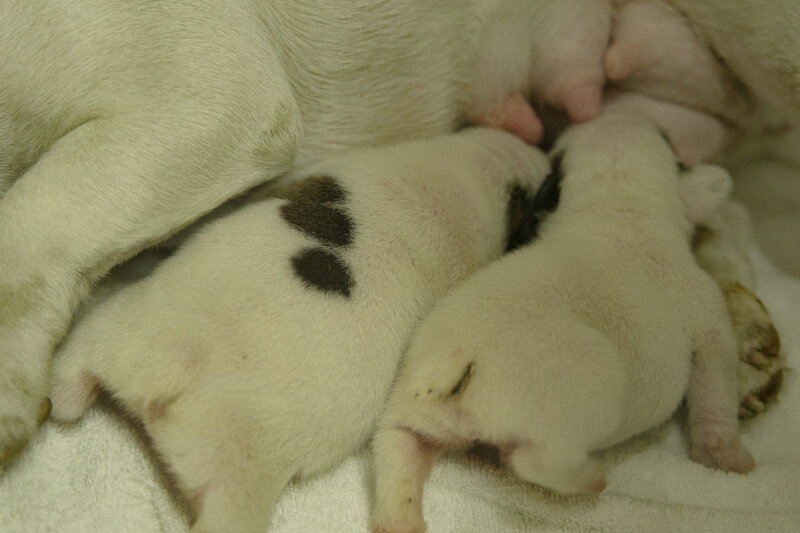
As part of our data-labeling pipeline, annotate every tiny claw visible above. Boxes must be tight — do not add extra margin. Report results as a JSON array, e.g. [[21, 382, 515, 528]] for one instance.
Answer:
[[747, 349, 772, 368], [760, 324, 782, 358], [744, 394, 766, 413]]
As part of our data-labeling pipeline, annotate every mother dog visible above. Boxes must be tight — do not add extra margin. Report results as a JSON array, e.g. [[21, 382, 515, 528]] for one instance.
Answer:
[[0, 0, 795, 462]]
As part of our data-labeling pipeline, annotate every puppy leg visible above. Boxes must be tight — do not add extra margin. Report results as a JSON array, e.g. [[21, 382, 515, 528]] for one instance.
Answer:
[[506, 442, 606, 495], [687, 326, 755, 473], [145, 406, 294, 533], [371, 426, 440, 533], [691, 200, 785, 418], [49, 343, 100, 423], [189, 467, 292, 533], [0, 108, 300, 463]]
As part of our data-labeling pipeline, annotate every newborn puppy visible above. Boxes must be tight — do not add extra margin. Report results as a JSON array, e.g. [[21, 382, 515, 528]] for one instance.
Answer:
[[599, 0, 785, 416], [48, 129, 549, 533], [371, 113, 754, 533]]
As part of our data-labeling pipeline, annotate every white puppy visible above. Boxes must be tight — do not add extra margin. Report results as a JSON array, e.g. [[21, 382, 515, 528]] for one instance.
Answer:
[[0, 0, 614, 461], [48, 128, 550, 533], [370, 113, 754, 533]]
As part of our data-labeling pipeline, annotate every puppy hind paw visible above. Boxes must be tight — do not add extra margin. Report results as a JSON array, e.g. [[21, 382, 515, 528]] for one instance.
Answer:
[[370, 492, 428, 533], [371, 518, 427, 533], [690, 433, 755, 474]]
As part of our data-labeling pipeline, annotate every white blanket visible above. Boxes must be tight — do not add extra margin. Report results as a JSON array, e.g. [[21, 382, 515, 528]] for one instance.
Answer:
[[1, 249, 798, 533]]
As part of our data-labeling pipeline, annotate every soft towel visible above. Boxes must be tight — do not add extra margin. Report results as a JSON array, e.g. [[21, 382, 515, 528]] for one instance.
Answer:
[[1, 249, 797, 533]]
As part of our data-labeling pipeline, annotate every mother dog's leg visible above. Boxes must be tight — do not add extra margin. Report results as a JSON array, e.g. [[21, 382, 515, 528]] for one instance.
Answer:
[[692, 200, 785, 419], [0, 103, 301, 465]]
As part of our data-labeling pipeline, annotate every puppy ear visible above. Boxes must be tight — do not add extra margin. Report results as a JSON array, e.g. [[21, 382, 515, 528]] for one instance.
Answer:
[[678, 164, 732, 223]]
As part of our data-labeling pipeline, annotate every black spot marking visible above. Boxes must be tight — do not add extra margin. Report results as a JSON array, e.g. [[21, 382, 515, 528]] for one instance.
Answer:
[[280, 202, 353, 247], [505, 152, 564, 253], [277, 176, 354, 247], [275, 175, 347, 204], [691, 224, 715, 251], [534, 152, 563, 214], [291, 247, 354, 297], [449, 363, 474, 397], [505, 184, 539, 253]]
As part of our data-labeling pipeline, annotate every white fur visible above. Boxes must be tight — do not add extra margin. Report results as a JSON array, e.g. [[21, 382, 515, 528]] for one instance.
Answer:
[[48, 128, 550, 533], [602, 0, 800, 277], [370, 113, 754, 533], [601, 0, 750, 165], [0, 0, 612, 460], [598, 0, 789, 414]]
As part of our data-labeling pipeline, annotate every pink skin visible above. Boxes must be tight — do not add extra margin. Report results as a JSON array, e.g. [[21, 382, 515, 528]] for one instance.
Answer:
[[560, 82, 603, 124], [479, 1, 610, 145], [601, 1, 749, 163], [480, 83, 603, 147], [478, 95, 544, 146], [541, 72, 605, 125], [687, 331, 756, 474]]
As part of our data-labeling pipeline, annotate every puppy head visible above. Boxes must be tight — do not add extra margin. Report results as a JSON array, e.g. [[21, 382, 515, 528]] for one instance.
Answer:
[[550, 111, 679, 181], [548, 111, 731, 222]]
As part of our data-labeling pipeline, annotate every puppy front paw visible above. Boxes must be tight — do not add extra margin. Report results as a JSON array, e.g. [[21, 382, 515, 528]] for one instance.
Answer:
[[725, 283, 786, 419]]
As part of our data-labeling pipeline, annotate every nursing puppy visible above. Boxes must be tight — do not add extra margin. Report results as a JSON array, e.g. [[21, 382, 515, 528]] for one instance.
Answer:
[[48, 129, 549, 533], [599, 0, 785, 417], [0, 0, 613, 462], [371, 113, 753, 533]]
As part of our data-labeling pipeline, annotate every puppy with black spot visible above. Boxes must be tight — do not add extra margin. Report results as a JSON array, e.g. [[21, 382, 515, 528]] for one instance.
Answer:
[[0, 0, 616, 459], [48, 128, 549, 533], [370, 112, 754, 533]]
